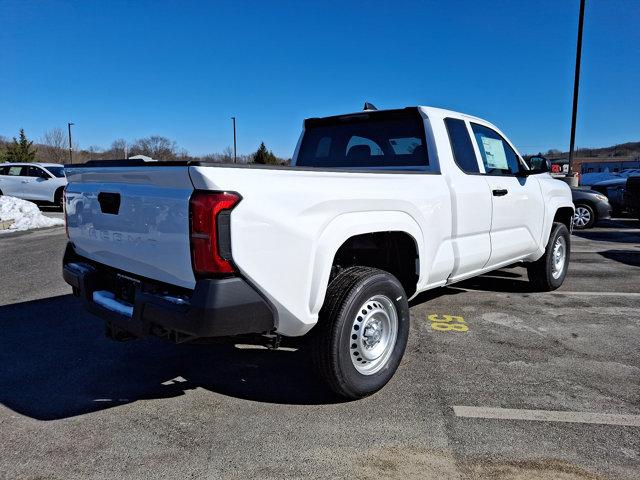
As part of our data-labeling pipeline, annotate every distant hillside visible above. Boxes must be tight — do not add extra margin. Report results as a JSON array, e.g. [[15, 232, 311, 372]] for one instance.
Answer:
[[534, 141, 640, 159]]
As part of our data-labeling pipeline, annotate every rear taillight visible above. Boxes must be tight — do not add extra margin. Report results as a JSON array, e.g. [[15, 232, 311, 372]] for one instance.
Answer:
[[189, 191, 240, 276]]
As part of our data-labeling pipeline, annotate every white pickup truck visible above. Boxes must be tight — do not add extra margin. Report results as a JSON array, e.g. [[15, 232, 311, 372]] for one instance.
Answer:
[[62, 106, 574, 398]]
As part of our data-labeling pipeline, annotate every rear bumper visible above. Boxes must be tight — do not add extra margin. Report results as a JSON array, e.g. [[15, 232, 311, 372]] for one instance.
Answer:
[[63, 243, 275, 340]]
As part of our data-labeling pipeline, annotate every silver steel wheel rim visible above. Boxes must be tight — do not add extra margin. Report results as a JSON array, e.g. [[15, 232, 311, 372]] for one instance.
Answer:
[[349, 295, 398, 375], [573, 207, 591, 227], [551, 236, 567, 279]]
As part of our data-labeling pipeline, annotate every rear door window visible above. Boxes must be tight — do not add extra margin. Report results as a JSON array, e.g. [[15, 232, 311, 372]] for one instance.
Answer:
[[8, 166, 26, 176], [296, 108, 434, 171], [444, 118, 480, 174], [46, 166, 66, 178], [27, 166, 47, 177]]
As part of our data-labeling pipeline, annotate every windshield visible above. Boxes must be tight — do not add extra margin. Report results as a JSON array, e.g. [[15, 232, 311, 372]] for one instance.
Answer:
[[296, 109, 429, 170], [45, 166, 65, 178]]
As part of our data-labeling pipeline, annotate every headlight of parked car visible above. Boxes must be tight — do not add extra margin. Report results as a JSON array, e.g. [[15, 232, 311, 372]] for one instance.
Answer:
[[595, 194, 608, 202]]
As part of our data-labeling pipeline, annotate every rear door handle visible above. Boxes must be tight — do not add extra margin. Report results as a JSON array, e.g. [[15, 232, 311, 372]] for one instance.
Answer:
[[492, 189, 508, 197]]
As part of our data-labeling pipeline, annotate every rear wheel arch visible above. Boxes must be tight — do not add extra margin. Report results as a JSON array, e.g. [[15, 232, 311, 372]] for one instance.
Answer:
[[308, 211, 423, 316], [54, 186, 65, 207], [54, 186, 65, 200], [331, 231, 419, 298]]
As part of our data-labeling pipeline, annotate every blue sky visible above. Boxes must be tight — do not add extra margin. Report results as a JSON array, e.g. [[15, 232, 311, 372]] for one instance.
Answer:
[[0, 0, 638, 157]]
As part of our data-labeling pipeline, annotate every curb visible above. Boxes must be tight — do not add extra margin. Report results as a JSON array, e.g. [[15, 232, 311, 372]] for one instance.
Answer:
[[0, 224, 65, 239]]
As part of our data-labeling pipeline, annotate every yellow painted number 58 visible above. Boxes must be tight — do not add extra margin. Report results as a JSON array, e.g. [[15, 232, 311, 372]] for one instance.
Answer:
[[427, 314, 468, 333]]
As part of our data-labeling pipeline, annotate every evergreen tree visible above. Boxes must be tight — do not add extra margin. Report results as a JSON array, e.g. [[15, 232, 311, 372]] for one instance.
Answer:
[[252, 141, 279, 165], [6, 129, 37, 162]]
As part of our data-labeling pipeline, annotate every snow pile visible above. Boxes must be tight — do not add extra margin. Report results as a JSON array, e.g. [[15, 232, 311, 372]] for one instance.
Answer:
[[0, 196, 64, 233]]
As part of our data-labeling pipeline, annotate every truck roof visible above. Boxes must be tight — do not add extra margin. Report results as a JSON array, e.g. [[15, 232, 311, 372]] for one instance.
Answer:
[[305, 105, 498, 130]]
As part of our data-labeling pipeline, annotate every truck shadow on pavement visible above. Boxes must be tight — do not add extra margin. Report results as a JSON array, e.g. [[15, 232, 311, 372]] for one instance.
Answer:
[[597, 249, 640, 267], [456, 269, 536, 293], [0, 295, 339, 421], [573, 228, 640, 244]]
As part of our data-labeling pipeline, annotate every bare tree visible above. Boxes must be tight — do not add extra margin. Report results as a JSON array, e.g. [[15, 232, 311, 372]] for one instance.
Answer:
[[110, 138, 128, 158], [40, 128, 67, 163], [222, 146, 234, 163], [130, 135, 178, 161]]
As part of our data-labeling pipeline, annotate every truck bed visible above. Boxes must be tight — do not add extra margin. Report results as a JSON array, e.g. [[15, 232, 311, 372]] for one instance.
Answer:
[[64, 162, 452, 336]]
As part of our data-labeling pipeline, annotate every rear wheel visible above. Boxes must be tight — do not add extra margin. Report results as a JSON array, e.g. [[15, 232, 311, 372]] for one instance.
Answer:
[[311, 266, 410, 399], [55, 188, 64, 211], [573, 204, 595, 229], [527, 223, 570, 291]]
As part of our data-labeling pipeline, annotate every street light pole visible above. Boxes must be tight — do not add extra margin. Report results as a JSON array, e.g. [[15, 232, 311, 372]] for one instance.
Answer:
[[568, 0, 586, 176], [231, 117, 237, 163], [67, 122, 74, 164]]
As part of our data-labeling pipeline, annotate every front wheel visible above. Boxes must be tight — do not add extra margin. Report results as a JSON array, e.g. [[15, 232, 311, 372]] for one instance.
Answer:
[[527, 222, 570, 291], [311, 266, 410, 399]]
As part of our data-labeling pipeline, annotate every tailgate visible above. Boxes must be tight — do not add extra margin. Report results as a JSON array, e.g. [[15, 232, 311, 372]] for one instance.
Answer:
[[65, 165, 196, 289]]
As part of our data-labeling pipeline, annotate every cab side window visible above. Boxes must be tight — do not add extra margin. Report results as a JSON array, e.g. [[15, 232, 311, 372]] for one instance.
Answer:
[[470, 123, 522, 176]]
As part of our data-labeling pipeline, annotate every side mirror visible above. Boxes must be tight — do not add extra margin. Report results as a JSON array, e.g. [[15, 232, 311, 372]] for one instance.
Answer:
[[528, 156, 551, 172], [520, 156, 551, 176]]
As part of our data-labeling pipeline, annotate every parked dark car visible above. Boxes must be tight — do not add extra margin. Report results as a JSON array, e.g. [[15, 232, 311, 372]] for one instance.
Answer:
[[571, 187, 612, 229], [590, 178, 627, 215], [624, 176, 640, 221]]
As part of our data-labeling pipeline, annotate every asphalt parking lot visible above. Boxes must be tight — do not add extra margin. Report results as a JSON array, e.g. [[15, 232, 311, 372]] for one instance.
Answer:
[[1, 220, 639, 480]]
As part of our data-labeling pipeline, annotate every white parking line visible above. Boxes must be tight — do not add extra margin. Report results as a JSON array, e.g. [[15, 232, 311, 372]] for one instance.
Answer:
[[571, 249, 640, 253], [549, 291, 640, 298], [453, 406, 640, 427], [456, 288, 640, 298]]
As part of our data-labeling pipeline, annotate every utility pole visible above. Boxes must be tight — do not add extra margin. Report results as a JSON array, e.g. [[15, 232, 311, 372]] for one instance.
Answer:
[[67, 122, 74, 164], [568, 0, 585, 176], [231, 117, 237, 163]]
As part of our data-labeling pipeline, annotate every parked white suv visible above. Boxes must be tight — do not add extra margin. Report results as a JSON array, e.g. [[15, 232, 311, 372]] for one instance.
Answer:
[[0, 163, 67, 208], [62, 106, 574, 398]]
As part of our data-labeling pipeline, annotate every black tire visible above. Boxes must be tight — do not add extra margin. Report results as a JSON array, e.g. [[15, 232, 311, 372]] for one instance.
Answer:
[[311, 266, 410, 399], [54, 188, 64, 211], [572, 203, 595, 230], [527, 222, 570, 291]]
